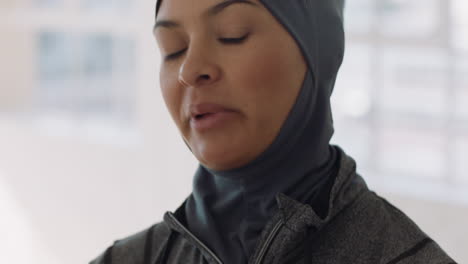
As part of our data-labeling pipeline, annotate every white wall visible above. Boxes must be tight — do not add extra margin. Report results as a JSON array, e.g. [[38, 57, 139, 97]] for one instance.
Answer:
[[0, 116, 196, 263]]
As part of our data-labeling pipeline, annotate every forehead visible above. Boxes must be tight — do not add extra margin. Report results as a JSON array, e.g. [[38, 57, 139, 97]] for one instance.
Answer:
[[155, 0, 263, 33], [157, 0, 261, 19]]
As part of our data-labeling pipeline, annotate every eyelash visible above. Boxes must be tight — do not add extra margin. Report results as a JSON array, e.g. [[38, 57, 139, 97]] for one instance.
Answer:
[[164, 34, 250, 61]]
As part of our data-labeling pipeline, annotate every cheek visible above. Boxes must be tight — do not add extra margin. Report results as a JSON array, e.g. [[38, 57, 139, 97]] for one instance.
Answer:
[[233, 43, 296, 111], [237, 39, 294, 94], [160, 68, 184, 129], [227, 37, 305, 138]]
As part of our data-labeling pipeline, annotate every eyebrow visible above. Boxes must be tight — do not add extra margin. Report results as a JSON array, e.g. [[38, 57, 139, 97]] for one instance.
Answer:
[[153, 0, 259, 31]]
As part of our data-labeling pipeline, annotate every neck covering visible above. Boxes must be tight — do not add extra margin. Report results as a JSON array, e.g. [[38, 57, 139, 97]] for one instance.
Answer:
[[155, 0, 345, 263]]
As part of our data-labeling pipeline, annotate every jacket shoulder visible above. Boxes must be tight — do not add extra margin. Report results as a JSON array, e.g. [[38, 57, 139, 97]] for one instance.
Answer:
[[89, 221, 172, 264], [374, 195, 456, 263], [310, 190, 456, 263]]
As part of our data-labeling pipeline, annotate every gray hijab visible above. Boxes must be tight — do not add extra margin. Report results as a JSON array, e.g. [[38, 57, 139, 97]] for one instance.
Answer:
[[155, 0, 345, 263]]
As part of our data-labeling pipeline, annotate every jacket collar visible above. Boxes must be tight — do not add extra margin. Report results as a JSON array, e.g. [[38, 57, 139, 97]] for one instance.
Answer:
[[167, 145, 368, 232], [163, 145, 369, 264], [275, 144, 368, 230]]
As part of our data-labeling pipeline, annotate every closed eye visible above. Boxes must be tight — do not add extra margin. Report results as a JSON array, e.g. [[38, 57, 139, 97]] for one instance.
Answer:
[[219, 34, 249, 44], [164, 48, 187, 61], [164, 34, 250, 61]]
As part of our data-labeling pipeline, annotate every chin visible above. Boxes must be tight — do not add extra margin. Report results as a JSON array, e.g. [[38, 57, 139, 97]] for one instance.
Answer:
[[198, 153, 236, 171], [196, 147, 247, 171], [190, 133, 256, 171]]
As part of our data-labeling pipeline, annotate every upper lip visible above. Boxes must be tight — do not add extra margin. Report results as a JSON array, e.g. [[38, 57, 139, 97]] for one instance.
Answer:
[[189, 103, 235, 120]]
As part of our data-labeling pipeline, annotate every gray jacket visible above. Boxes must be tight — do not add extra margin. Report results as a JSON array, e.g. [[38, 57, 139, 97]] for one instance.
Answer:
[[90, 147, 456, 264]]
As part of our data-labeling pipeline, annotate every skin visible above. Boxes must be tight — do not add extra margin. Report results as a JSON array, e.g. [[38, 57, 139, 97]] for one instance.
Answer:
[[153, 0, 307, 171]]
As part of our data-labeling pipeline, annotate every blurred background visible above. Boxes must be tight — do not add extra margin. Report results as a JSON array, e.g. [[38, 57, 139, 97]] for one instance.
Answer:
[[0, 0, 467, 263]]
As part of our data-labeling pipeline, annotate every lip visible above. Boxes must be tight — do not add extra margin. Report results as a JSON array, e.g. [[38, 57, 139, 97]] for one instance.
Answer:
[[189, 103, 235, 119], [189, 103, 238, 131]]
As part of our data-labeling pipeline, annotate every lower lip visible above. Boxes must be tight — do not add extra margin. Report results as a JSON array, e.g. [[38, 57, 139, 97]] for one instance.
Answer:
[[190, 111, 237, 132]]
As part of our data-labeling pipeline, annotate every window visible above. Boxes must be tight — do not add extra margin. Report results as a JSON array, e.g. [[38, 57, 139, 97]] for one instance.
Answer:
[[35, 29, 136, 138], [0, 0, 141, 144], [380, 47, 447, 118], [82, 0, 133, 12], [453, 0, 468, 54], [379, 0, 440, 40], [35, 0, 61, 8], [456, 59, 468, 119], [331, 0, 468, 201]]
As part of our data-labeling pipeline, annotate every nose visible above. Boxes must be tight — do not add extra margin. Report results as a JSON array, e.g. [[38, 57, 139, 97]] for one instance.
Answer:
[[178, 43, 221, 88]]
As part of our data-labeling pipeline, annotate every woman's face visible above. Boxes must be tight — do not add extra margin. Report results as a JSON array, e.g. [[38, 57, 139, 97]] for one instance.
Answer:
[[154, 0, 307, 171]]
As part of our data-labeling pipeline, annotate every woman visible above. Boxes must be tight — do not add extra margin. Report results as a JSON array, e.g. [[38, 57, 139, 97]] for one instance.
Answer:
[[91, 0, 456, 263]]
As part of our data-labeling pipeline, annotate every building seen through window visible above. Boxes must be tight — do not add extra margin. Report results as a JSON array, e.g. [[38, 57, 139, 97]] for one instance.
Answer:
[[331, 0, 468, 194]]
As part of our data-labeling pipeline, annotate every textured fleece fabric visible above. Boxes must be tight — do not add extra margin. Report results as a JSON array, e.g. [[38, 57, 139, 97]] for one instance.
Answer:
[[89, 145, 457, 264]]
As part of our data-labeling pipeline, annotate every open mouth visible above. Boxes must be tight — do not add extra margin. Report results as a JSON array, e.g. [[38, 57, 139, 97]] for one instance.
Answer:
[[195, 113, 212, 120], [190, 110, 236, 131]]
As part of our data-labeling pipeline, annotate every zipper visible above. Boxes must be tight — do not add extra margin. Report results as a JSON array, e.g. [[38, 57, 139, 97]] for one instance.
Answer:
[[167, 212, 223, 264], [253, 220, 284, 264]]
